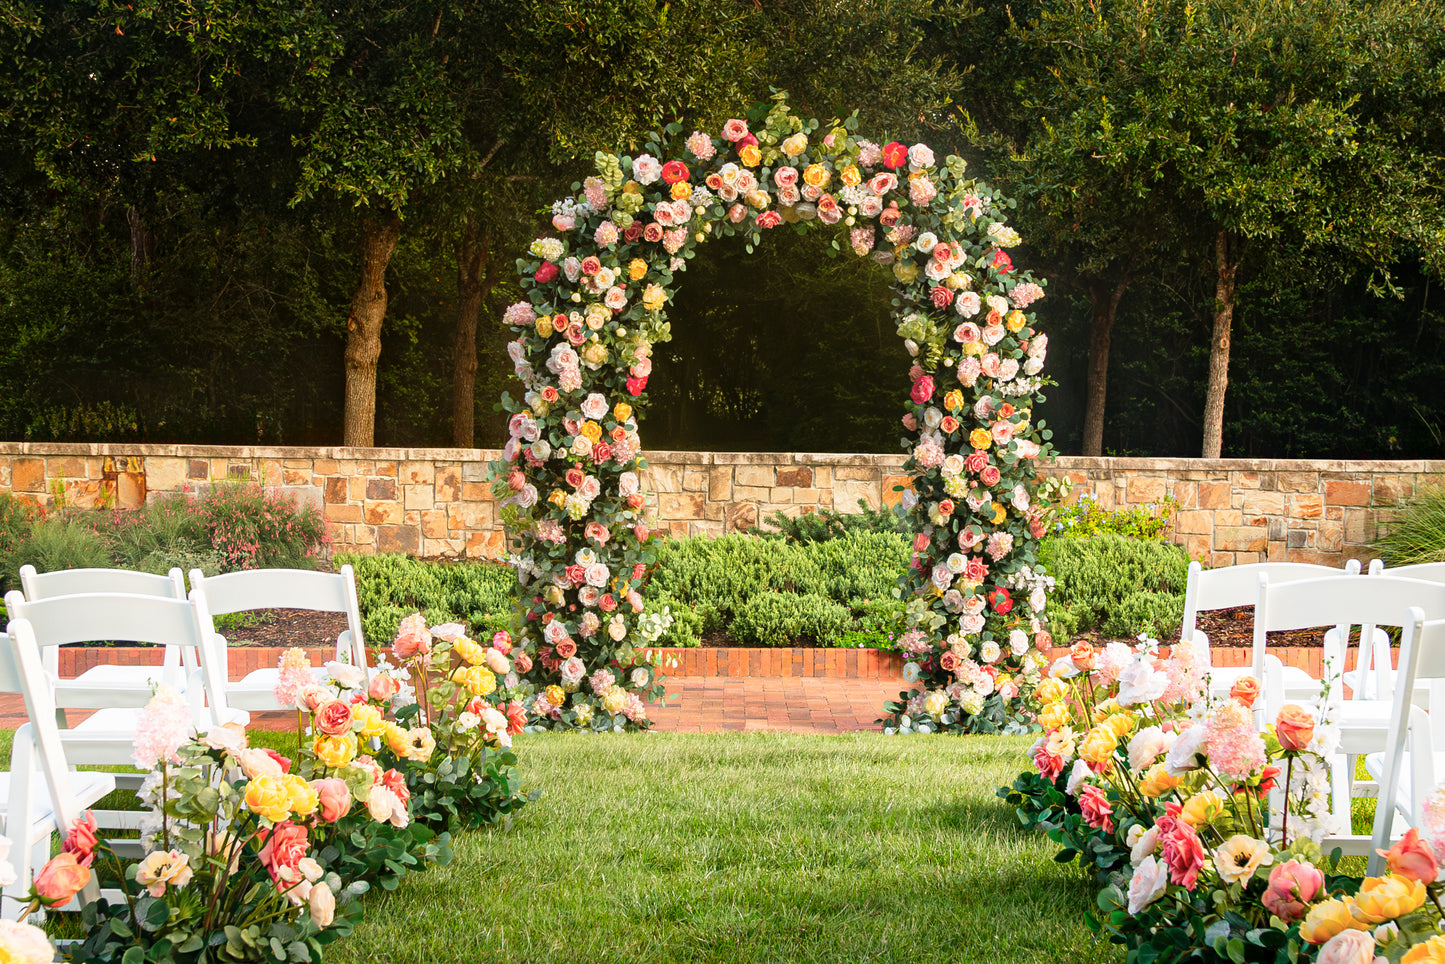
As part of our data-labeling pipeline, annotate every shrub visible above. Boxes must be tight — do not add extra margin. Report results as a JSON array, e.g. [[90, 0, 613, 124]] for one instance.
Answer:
[[191, 484, 328, 570], [0, 494, 40, 592], [97, 494, 207, 570], [1374, 486, 1445, 565], [730, 593, 851, 646], [1038, 534, 1188, 638], [337, 553, 515, 645], [750, 500, 913, 544], [18, 516, 112, 576], [1054, 493, 1178, 541]]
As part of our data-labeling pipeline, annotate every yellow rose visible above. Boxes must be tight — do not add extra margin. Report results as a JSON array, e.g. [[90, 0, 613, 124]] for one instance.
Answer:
[[1079, 726, 1117, 768], [781, 133, 808, 157], [243, 775, 293, 824], [1006, 309, 1027, 332], [839, 165, 862, 187], [284, 773, 319, 817], [970, 428, 993, 450], [613, 403, 632, 422], [1300, 897, 1368, 945], [454, 665, 497, 697], [964, 340, 985, 357], [1405, 936, 1445, 964], [802, 164, 830, 188], [548, 489, 566, 507], [893, 262, 919, 284], [1095, 698, 1121, 717], [383, 722, 409, 756], [352, 703, 385, 739], [1179, 790, 1224, 829], [669, 181, 692, 200], [1038, 701, 1070, 729], [1104, 713, 1135, 739], [739, 144, 761, 167], [642, 284, 667, 312], [1352, 874, 1427, 924], [1139, 763, 1181, 798], [628, 258, 648, 281], [535, 315, 554, 338], [545, 685, 566, 708], [313, 734, 357, 769], [453, 636, 485, 665], [943, 390, 964, 414], [746, 190, 770, 209], [602, 687, 627, 714], [1035, 679, 1068, 703], [991, 502, 1008, 525], [581, 420, 602, 443]]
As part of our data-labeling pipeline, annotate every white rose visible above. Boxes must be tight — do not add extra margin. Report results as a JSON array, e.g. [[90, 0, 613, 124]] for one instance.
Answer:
[[1127, 856, 1169, 915], [1116, 661, 1169, 706]]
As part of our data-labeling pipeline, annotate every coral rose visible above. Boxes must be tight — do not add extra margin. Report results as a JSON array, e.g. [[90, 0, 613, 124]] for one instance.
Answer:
[[34, 852, 90, 905], [313, 778, 352, 823], [62, 811, 98, 867], [1262, 858, 1325, 922], [315, 699, 354, 736], [1228, 676, 1261, 708], [382, 768, 411, 806], [1380, 828, 1440, 883], [258, 821, 309, 883], [1275, 704, 1317, 752], [368, 673, 400, 702]]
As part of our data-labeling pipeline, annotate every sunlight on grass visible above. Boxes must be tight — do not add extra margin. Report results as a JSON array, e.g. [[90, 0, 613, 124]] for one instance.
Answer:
[[329, 732, 1122, 964]]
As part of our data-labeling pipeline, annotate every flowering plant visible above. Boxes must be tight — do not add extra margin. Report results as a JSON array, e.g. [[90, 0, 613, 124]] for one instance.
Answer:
[[53, 688, 361, 964], [494, 91, 1054, 732], [1001, 638, 1445, 962]]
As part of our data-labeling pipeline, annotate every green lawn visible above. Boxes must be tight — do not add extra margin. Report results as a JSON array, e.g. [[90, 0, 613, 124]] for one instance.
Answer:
[[328, 732, 1122, 964]]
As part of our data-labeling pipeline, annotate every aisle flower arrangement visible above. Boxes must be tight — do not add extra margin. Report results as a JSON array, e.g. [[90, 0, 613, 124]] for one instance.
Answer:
[[493, 91, 1056, 732], [1000, 638, 1445, 963]]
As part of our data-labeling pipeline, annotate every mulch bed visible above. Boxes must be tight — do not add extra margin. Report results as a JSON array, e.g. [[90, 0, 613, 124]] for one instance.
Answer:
[[230, 606, 1327, 650]]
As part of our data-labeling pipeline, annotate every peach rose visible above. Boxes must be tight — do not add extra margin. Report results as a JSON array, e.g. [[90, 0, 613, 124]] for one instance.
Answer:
[[392, 612, 432, 659], [313, 778, 352, 823], [1275, 705, 1317, 752], [1229, 676, 1261, 708], [308, 881, 336, 928], [315, 699, 354, 736], [1069, 642, 1096, 672], [258, 821, 309, 882], [34, 852, 91, 905], [1380, 827, 1440, 884], [368, 673, 401, 701]]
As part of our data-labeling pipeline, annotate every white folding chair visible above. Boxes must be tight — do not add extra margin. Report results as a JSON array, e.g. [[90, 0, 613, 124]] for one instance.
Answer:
[[1, 590, 241, 797], [0, 626, 116, 919], [1352, 560, 1445, 701], [1366, 611, 1445, 875], [1181, 560, 1360, 701], [187, 566, 368, 712], [18, 566, 191, 721], [1252, 574, 1445, 851]]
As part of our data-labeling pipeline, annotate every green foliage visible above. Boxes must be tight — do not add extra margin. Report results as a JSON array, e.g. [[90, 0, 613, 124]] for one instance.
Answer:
[[749, 500, 913, 544], [17, 515, 111, 575], [730, 593, 852, 647], [0, 494, 40, 593], [1374, 486, 1445, 565], [1038, 534, 1188, 639], [1054, 494, 1178, 541], [336, 553, 516, 646]]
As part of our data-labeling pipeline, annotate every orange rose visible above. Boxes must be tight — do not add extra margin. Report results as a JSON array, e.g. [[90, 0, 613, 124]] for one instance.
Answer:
[[1229, 676, 1261, 708], [1275, 705, 1317, 752], [34, 852, 91, 905], [314, 699, 354, 736]]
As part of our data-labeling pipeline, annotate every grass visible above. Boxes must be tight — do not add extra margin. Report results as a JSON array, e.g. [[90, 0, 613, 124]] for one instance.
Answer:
[[327, 732, 1122, 964]]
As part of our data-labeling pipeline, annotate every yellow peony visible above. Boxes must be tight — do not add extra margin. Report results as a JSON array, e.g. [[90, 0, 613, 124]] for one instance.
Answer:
[[943, 390, 964, 414], [1300, 897, 1368, 944], [243, 775, 292, 824], [1138, 763, 1182, 798], [1038, 701, 1070, 730], [383, 722, 410, 757], [1079, 726, 1117, 768], [453, 636, 485, 665], [670, 181, 692, 201], [613, 403, 632, 422], [535, 315, 554, 338], [1006, 309, 1028, 332], [802, 164, 830, 188], [351, 703, 385, 739], [1179, 790, 1224, 829], [990, 502, 1008, 525], [580, 420, 602, 443], [454, 665, 497, 697], [739, 144, 762, 167], [601, 687, 627, 715], [283, 773, 319, 817], [1351, 874, 1427, 924], [839, 165, 862, 187], [1035, 679, 1068, 703], [548, 489, 566, 507], [642, 284, 667, 312], [628, 258, 648, 281], [545, 685, 566, 708], [1405, 936, 1445, 963], [781, 133, 808, 157], [969, 428, 993, 450], [313, 734, 357, 769], [1104, 713, 1135, 739]]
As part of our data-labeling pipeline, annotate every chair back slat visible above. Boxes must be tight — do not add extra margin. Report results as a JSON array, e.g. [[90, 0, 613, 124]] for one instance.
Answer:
[[19, 565, 185, 601], [1380, 562, 1445, 584], [1183, 560, 1360, 651], [2, 591, 203, 649], [4, 620, 87, 833], [0, 631, 22, 694], [1256, 575, 1445, 637], [190, 568, 350, 615]]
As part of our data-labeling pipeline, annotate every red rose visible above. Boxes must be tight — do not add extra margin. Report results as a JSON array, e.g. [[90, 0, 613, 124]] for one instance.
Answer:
[[987, 587, 1013, 613], [632, 563, 646, 581], [63, 811, 98, 867], [910, 375, 935, 404], [263, 748, 293, 774], [626, 375, 648, 397], [315, 699, 353, 736], [506, 701, 528, 735], [623, 222, 644, 242], [591, 441, 612, 463], [991, 249, 1013, 274], [881, 141, 909, 170], [661, 160, 690, 184], [534, 261, 558, 284], [258, 821, 309, 882], [737, 133, 758, 150]]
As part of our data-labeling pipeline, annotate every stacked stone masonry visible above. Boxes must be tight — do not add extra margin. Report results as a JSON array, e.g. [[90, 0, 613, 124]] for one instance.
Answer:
[[1, 443, 1440, 567]]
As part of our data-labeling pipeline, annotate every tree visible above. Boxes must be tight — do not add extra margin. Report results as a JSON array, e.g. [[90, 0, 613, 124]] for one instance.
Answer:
[[958, 0, 1445, 456]]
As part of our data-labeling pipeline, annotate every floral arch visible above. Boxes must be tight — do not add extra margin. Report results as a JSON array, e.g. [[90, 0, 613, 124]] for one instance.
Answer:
[[491, 95, 1056, 734]]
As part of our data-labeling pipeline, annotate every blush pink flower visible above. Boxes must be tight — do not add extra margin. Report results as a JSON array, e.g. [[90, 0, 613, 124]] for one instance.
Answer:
[[133, 684, 192, 770]]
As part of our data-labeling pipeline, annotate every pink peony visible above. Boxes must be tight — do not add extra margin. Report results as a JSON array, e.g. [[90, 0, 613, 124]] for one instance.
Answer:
[[910, 376, 935, 404], [1261, 859, 1324, 922], [1079, 784, 1115, 833], [392, 613, 432, 659]]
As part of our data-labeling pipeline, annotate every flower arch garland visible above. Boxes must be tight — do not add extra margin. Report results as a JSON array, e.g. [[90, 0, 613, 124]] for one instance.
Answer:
[[491, 94, 1056, 734]]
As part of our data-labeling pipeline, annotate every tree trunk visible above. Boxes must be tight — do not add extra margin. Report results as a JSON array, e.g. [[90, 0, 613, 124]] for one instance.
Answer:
[[342, 214, 403, 447], [1080, 277, 1130, 457], [1201, 229, 1240, 459], [127, 205, 154, 290], [451, 214, 499, 448]]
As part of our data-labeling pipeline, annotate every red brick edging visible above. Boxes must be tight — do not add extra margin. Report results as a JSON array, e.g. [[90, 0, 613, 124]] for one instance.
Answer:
[[58, 646, 335, 682]]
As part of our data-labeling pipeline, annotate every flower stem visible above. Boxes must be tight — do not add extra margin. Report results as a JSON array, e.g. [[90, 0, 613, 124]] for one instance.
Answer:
[[1281, 754, 1294, 848]]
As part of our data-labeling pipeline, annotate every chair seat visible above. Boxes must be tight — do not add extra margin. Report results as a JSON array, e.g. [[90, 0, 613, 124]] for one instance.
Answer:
[[1208, 663, 1319, 695], [54, 664, 186, 709], [225, 667, 324, 713], [0, 770, 116, 848]]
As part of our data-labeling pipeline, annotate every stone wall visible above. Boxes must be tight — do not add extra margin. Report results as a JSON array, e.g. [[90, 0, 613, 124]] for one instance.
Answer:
[[0, 442, 1440, 566]]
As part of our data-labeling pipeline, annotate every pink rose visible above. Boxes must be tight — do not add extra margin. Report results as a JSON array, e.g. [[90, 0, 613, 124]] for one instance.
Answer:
[[368, 673, 400, 702], [258, 821, 309, 883], [980, 465, 1001, 487], [773, 166, 798, 188], [555, 638, 577, 659], [513, 652, 533, 674], [721, 118, 749, 142], [817, 194, 841, 224], [643, 222, 664, 243], [1381, 828, 1439, 883], [910, 376, 935, 404], [392, 613, 432, 659], [912, 533, 931, 552], [867, 172, 897, 195], [534, 261, 558, 284], [1262, 859, 1324, 922], [963, 558, 989, 584], [1316, 930, 1375, 964], [62, 811, 98, 867], [1079, 785, 1114, 833], [313, 779, 352, 823], [1162, 821, 1206, 889], [315, 699, 353, 737], [580, 255, 601, 275], [1034, 743, 1064, 781], [728, 204, 747, 223]]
